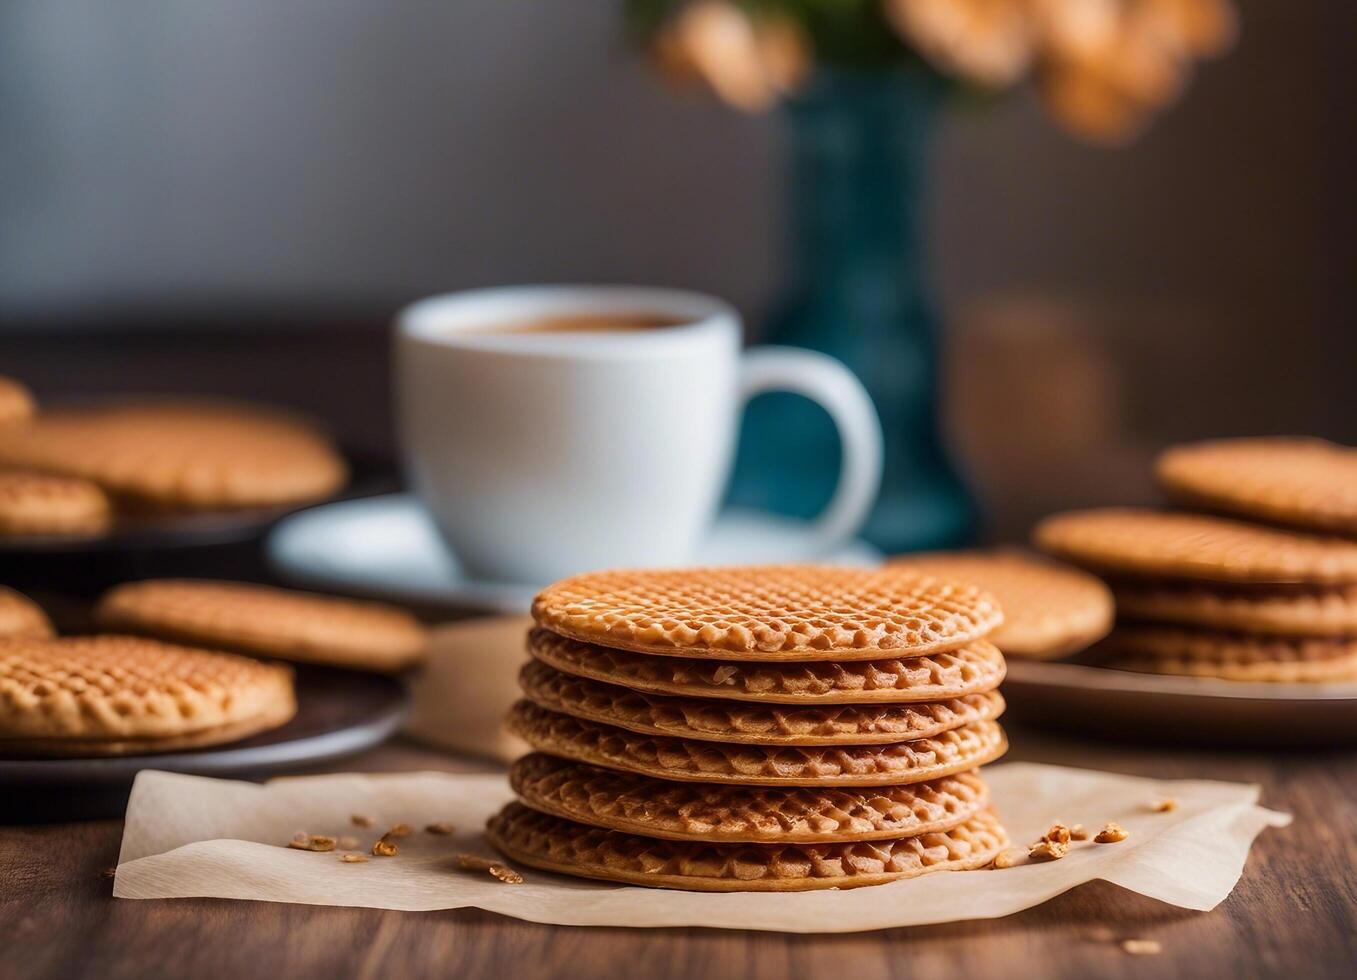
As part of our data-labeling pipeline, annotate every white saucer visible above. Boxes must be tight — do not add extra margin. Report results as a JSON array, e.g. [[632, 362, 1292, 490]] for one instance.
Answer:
[[266, 493, 882, 614]]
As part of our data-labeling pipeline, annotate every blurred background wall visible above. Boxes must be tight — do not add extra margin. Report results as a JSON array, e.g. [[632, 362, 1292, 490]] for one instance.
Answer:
[[1, 0, 1353, 536]]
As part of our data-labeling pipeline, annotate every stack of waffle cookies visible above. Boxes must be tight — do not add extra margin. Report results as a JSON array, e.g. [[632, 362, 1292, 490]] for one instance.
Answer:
[[1035, 437, 1357, 683], [488, 565, 1012, 891]]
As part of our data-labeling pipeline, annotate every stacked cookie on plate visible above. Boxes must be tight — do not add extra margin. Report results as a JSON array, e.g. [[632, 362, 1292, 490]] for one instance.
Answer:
[[488, 566, 1012, 891], [0, 579, 427, 757], [1035, 437, 1357, 682]]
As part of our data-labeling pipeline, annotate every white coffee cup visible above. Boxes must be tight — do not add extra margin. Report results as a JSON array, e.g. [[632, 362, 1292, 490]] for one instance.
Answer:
[[395, 285, 882, 583]]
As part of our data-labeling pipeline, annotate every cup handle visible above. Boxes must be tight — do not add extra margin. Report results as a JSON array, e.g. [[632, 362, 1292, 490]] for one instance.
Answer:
[[737, 346, 883, 553]]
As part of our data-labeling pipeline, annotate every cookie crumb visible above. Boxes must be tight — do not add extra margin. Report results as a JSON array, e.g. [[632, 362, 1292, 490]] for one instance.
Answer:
[[990, 850, 1015, 869], [371, 837, 399, 857], [426, 822, 454, 835], [1150, 798, 1178, 813], [385, 823, 413, 838], [337, 836, 360, 850], [1043, 823, 1072, 845], [1095, 822, 1129, 844], [288, 833, 336, 852], [1028, 839, 1068, 862], [1069, 824, 1089, 841], [1120, 939, 1161, 955], [351, 814, 374, 828], [455, 853, 524, 884], [339, 853, 368, 864]]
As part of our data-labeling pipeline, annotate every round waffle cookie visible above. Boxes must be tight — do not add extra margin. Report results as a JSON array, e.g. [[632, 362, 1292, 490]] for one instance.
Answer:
[[1034, 508, 1357, 585], [509, 754, 991, 843], [531, 566, 1003, 661], [528, 628, 1006, 704], [1156, 437, 1357, 536], [1114, 583, 1357, 638], [0, 376, 35, 425], [94, 579, 427, 673], [1092, 627, 1357, 683], [0, 588, 53, 640], [507, 700, 1008, 787], [0, 635, 296, 756], [0, 401, 347, 511], [0, 472, 112, 537], [893, 549, 1113, 658], [486, 802, 1008, 891], [518, 659, 1005, 746]]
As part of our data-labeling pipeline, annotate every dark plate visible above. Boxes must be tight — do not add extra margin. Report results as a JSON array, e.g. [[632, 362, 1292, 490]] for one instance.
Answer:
[[0, 449, 396, 596], [0, 665, 410, 822], [1003, 658, 1357, 748]]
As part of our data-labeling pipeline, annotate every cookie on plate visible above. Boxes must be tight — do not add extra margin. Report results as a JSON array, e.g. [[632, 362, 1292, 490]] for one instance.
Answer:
[[1034, 508, 1357, 585], [0, 635, 295, 755], [893, 549, 1113, 659], [94, 579, 427, 673], [486, 801, 1008, 892], [1114, 582, 1357, 638], [531, 565, 1003, 661], [0, 587, 54, 640], [1156, 437, 1357, 536], [0, 472, 112, 538], [0, 400, 347, 511], [1090, 627, 1357, 683]]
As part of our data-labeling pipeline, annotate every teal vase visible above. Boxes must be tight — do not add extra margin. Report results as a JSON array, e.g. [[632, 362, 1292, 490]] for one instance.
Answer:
[[729, 68, 978, 553]]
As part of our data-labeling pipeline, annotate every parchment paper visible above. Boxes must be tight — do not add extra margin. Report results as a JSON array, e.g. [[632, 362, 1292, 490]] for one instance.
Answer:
[[113, 763, 1288, 932]]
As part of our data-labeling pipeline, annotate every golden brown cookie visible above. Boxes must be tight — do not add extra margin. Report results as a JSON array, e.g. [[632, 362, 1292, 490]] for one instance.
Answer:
[[1114, 583, 1357, 638], [0, 635, 296, 755], [486, 802, 1008, 891], [531, 566, 1003, 661], [506, 700, 1007, 787], [1091, 627, 1357, 683], [0, 472, 112, 537], [0, 400, 347, 511], [528, 628, 1006, 704], [94, 579, 427, 673], [518, 659, 1005, 746], [893, 549, 1113, 658], [1034, 508, 1357, 585], [1156, 437, 1357, 536], [509, 754, 991, 843], [0, 376, 35, 425], [0, 587, 53, 640]]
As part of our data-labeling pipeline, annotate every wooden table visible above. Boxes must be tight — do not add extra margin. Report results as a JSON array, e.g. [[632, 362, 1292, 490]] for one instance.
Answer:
[[5, 723, 1353, 980]]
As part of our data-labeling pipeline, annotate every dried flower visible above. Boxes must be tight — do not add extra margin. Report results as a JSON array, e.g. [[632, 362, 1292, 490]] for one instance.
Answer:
[[887, 0, 1035, 87]]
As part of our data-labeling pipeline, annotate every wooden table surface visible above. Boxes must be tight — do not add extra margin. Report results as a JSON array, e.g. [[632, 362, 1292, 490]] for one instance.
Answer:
[[5, 722, 1354, 980]]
